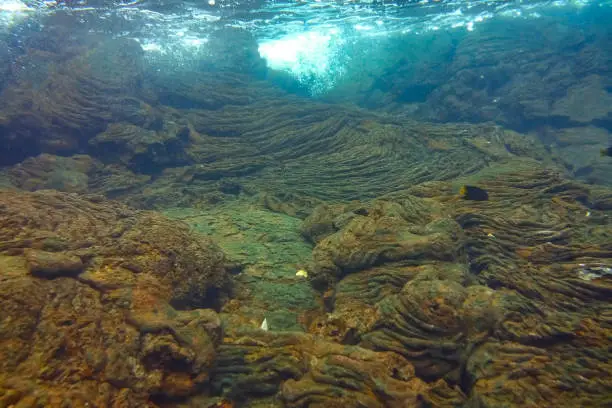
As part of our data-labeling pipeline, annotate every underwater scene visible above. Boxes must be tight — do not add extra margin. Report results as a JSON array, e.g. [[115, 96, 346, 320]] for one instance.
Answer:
[[0, 0, 611, 406]]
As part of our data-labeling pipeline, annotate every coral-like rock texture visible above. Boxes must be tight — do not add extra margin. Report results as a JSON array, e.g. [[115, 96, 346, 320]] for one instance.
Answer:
[[0, 189, 228, 406], [300, 159, 612, 407], [213, 330, 465, 407], [0, 38, 153, 165]]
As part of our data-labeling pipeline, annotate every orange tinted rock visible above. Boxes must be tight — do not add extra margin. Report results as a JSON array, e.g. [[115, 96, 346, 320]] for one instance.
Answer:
[[308, 197, 459, 288], [0, 189, 229, 406], [25, 249, 84, 277], [466, 341, 612, 407], [213, 331, 465, 407]]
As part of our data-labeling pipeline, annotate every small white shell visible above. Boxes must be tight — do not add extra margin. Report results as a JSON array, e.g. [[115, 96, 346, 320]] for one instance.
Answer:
[[260, 318, 268, 331]]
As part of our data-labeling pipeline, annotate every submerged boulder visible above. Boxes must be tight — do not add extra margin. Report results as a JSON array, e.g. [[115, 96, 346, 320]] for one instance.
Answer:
[[0, 38, 152, 166], [0, 189, 229, 406]]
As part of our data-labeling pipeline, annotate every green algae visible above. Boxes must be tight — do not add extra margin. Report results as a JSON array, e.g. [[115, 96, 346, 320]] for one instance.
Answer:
[[264, 309, 303, 332], [165, 202, 312, 271], [449, 158, 546, 191], [164, 200, 320, 330], [251, 279, 317, 311]]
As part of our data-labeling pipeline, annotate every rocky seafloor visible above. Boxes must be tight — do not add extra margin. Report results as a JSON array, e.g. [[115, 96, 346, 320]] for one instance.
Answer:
[[0, 19, 611, 408]]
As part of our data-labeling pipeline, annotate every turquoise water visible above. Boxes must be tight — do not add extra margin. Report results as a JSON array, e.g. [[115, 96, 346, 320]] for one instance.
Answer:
[[2, 0, 609, 96]]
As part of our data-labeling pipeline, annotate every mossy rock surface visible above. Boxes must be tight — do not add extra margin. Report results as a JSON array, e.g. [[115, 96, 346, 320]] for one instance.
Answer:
[[165, 201, 320, 332]]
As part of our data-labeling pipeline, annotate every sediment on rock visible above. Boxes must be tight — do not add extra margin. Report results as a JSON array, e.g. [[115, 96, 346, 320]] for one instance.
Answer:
[[0, 189, 229, 406], [297, 159, 612, 406]]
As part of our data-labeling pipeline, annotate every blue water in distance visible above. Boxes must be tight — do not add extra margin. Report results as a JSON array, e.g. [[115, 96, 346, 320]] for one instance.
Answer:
[[0, 0, 609, 95]]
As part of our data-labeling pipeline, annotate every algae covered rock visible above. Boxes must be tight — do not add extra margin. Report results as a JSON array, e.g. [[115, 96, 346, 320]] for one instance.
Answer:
[[89, 122, 192, 174], [296, 160, 612, 408], [0, 38, 149, 165], [212, 330, 466, 407], [307, 196, 461, 288], [0, 189, 229, 406], [24, 248, 84, 277], [7, 153, 97, 193], [165, 203, 320, 335]]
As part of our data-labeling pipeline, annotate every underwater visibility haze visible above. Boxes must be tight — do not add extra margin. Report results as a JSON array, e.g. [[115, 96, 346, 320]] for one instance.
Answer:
[[0, 0, 611, 406]]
